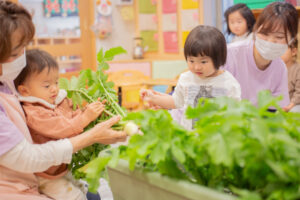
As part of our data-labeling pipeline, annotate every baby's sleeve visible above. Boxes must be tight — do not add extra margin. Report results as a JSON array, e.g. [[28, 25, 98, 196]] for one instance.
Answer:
[[24, 105, 84, 139]]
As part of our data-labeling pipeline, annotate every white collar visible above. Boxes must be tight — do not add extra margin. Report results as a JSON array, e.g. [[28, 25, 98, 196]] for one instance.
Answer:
[[18, 89, 67, 109], [236, 32, 250, 39]]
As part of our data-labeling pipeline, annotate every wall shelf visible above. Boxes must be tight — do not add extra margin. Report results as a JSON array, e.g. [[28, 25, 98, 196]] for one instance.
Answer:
[[18, 0, 96, 78]]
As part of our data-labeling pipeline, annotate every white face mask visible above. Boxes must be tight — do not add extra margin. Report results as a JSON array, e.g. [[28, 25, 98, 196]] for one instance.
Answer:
[[255, 36, 289, 60], [0, 49, 26, 83]]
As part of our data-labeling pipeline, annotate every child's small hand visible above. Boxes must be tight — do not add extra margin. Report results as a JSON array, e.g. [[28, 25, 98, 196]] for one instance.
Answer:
[[140, 89, 154, 102], [83, 102, 105, 123], [140, 89, 163, 109], [283, 102, 295, 112]]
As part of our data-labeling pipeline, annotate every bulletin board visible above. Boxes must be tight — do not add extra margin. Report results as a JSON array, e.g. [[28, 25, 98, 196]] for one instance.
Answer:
[[134, 0, 204, 60]]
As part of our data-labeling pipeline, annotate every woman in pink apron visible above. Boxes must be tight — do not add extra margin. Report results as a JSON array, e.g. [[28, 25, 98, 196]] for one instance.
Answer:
[[0, 1, 126, 199]]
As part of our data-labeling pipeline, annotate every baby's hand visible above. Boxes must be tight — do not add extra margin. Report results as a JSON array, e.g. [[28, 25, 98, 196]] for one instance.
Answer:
[[84, 101, 105, 123]]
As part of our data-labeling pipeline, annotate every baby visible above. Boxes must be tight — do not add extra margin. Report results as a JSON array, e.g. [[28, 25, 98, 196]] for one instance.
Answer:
[[14, 49, 104, 200]]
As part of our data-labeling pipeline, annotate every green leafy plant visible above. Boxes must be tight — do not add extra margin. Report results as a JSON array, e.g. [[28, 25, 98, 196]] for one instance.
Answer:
[[82, 91, 300, 200], [59, 47, 127, 179]]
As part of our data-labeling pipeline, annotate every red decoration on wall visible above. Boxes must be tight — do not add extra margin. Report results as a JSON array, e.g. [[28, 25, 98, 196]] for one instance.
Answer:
[[163, 32, 178, 53], [162, 0, 177, 14], [61, 0, 79, 17], [44, 0, 61, 17]]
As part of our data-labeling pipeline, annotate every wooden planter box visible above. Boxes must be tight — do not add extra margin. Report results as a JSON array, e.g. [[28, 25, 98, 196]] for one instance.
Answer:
[[107, 160, 235, 200]]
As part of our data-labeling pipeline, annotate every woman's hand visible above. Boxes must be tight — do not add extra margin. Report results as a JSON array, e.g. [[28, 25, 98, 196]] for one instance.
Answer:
[[70, 116, 127, 153], [90, 115, 127, 144]]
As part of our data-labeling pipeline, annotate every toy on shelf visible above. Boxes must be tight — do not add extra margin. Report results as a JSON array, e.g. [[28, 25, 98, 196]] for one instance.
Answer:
[[133, 37, 144, 59], [92, 0, 113, 39]]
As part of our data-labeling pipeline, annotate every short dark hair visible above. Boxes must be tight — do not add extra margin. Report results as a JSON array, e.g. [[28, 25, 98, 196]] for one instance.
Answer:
[[184, 25, 227, 70], [0, 1, 35, 63], [14, 49, 58, 88], [253, 2, 298, 42], [224, 3, 256, 36]]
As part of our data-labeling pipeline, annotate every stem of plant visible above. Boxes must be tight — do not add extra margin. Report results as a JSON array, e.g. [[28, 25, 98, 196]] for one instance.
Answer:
[[69, 89, 115, 117], [97, 76, 126, 117]]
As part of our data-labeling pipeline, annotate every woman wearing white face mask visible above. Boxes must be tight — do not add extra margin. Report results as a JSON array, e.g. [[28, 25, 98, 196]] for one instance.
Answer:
[[223, 2, 298, 108], [0, 1, 126, 199]]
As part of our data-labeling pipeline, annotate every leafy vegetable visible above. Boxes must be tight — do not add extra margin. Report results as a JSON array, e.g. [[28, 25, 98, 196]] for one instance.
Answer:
[[82, 91, 300, 200], [59, 47, 127, 179]]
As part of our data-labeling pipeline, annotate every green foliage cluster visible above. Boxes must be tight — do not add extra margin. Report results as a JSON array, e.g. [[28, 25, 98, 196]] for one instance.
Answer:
[[59, 47, 127, 179], [83, 91, 300, 200]]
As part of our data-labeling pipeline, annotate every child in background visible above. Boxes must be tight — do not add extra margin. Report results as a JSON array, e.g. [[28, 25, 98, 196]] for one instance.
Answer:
[[281, 39, 300, 112], [14, 49, 105, 200], [224, 3, 256, 43], [140, 25, 241, 130]]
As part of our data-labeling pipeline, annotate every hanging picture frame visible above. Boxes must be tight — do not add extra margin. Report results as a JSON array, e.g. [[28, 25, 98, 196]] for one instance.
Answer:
[[61, 0, 79, 17], [44, 0, 61, 18]]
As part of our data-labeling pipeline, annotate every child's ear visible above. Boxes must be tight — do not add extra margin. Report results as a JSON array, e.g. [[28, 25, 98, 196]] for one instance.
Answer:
[[291, 47, 298, 57], [17, 85, 30, 96]]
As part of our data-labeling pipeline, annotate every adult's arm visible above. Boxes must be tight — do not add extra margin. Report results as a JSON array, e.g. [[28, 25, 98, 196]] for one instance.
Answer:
[[0, 108, 24, 155], [0, 138, 72, 173], [0, 115, 126, 173], [0, 108, 72, 173]]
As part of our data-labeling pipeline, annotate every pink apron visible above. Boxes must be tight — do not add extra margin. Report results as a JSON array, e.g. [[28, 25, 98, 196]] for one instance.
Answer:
[[0, 92, 52, 200]]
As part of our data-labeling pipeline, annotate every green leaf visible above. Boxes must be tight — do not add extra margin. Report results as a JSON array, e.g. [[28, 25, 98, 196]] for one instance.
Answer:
[[266, 160, 289, 181], [77, 71, 87, 89], [98, 61, 109, 71], [149, 142, 170, 163], [207, 133, 232, 166], [80, 156, 111, 193], [97, 48, 104, 63], [257, 90, 282, 110], [70, 76, 78, 90], [59, 78, 69, 90], [171, 143, 185, 163], [103, 46, 127, 61]]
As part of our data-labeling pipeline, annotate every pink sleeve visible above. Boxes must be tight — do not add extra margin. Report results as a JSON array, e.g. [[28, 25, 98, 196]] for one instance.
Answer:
[[0, 105, 24, 156], [24, 105, 85, 140]]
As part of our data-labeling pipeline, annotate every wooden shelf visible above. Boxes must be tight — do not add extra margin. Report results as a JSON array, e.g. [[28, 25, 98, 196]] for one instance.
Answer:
[[108, 57, 185, 64], [27, 43, 82, 57], [58, 58, 82, 64], [18, 0, 97, 76], [29, 36, 81, 46], [59, 71, 80, 79], [252, 6, 300, 19]]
